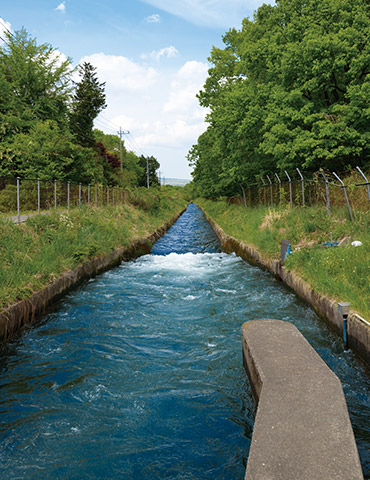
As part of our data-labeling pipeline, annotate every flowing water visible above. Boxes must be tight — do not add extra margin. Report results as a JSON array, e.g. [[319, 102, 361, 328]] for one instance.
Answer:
[[0, 203, 369, 479]]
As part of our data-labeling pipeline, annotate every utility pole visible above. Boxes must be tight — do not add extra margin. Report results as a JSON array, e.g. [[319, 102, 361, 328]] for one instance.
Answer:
[[146, 156, 150, 188], [117, 127, 129, 171]]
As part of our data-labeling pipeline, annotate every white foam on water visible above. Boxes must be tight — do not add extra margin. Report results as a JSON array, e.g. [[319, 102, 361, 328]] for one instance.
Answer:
[[126, 252, 242, 278]]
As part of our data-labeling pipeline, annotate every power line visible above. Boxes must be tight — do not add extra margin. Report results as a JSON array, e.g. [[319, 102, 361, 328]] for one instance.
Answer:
[[117, 127, 129, 171], [99, 113, 121, 130], [0, 19, 13, 37]]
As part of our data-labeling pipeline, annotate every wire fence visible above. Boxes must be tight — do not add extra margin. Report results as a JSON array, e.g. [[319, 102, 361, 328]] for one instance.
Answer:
[[235, 167, 370, 220], [0, 177, 131, 224], [1, 167, 369, 224]]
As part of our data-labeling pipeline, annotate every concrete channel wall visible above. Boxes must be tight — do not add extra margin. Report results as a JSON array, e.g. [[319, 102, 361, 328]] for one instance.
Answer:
[[203, 213, 370, 367], [242, 320, 364, 479], [0, 210, 185, 342]]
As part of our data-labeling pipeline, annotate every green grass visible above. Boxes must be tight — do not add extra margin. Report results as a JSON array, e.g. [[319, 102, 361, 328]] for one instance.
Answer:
[[0, 187, 187, 310], [197, 198, 370, 319]]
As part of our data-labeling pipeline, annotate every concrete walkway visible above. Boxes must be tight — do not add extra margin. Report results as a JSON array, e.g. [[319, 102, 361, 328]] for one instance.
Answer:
[[242, 319, 363, 479]]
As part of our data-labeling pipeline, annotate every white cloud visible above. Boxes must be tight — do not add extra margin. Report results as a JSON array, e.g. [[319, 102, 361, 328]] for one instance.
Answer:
[[0, 17, 12, 44], [55, 2, 66, 14], [144, 13, 161, 23], [164, 61, 209, 116], [80, 53, 158, 91], [140, 0, 273, 27], [141, 45, 179, 62], [89, 53, 209, 178]]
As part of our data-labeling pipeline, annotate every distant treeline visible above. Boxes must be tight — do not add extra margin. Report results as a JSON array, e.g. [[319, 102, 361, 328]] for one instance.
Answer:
[[0, 29, 159, 187], [188, 0, 369, 197]]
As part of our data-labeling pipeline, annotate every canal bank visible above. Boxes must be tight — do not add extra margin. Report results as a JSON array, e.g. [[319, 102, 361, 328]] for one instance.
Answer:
[[0, 208, 186, 342], [200, 208, 370, 367]]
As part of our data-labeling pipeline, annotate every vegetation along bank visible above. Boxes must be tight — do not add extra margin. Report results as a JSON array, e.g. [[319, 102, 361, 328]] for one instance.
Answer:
[[197, 198, 370, 365], [0, 188, 187, 341]]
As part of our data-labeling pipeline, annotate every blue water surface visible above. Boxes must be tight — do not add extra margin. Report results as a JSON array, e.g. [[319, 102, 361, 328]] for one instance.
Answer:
[[0, 203, 369, 479]]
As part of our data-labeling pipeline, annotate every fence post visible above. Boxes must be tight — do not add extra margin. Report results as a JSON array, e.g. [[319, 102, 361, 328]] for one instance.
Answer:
[[285, 171, 293, 208], [260, 177, 266, 206], [88, 184, 90, 205], [54, 179, 57, 212], [333, 171, 353, 221], [67, 181, 70, 212], [296, 168, 305, 207], [356, 166, 370, 207], [275, 173, 282, 204], [107, 186, 109, 205], [240, 185, 247, 208], [37, 178, 41, 215], [266, 175, 273, 206], [95, 184, 98, 207], [321, 171, 331, 217], [113, 186, 115, 206], [17, 177, 20, 224], [79, 183, 82, 207]]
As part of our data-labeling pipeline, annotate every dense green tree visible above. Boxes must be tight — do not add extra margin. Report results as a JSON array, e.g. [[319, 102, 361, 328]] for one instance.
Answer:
[[69, 62, 106, 147], [137, 155, 160, 187], [0, 28, 159, 188], [0, 28, 72, 174], [94, 129, 121, 152], [190, 0, 369, 196]]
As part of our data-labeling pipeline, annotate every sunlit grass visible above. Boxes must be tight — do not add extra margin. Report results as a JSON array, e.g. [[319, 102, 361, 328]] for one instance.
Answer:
[[0, 188, 187, 309], [197, 198, 369, 319]]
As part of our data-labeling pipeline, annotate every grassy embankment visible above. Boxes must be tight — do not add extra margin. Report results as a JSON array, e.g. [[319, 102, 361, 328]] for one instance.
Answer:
[[0, 187, 187, 310], [197, 198, 369, 319]]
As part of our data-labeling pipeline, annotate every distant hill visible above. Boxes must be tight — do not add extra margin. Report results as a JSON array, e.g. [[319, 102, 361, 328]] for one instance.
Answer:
[[162, 178, 191, 187]]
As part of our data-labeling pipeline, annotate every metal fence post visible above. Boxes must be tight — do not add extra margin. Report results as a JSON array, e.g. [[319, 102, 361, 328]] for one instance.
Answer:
[[17, 177, 20, 224], [321, 171, 331, 217], [333, 171, 353, 221], [297, 168, 305, 207], [54, 179, 57, 212], [356, 166, 370, 207], [37, 178, 41, 214], [266, 175, 273, 206], [240, 185, 247, 208], [67, 181, 70, 212], [260, 177, 266, 206], [88, 184, 90, 205], [285, 170, 293, 208], [79, 183, 82, 207], [275, 173, 282, 204]]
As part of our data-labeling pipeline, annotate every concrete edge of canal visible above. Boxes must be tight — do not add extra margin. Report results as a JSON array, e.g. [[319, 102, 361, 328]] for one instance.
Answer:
[[242, 319, 364, 480], [202, 211, 370, 368], [0, 209, 186, 343]]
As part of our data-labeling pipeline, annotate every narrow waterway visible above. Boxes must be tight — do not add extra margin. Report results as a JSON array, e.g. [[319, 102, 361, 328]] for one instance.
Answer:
[[0, 203, 369, 479]]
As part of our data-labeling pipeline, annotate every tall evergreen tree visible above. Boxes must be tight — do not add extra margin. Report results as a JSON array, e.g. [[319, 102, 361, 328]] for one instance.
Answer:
[[69, 62, 106, 147]]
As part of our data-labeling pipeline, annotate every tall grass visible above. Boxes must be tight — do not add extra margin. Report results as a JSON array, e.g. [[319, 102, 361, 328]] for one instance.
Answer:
[[0, 188, 187, 309], [197, 198, 369, 319]]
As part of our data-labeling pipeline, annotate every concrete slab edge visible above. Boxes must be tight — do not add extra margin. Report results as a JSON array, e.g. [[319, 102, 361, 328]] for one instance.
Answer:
[[0, 209, 186, 343], [201, 209, 370, 367], [242, 320, 364, 479]]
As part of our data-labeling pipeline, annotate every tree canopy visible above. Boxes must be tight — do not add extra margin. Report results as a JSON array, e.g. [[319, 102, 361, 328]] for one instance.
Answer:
[[69, 62, 106, 147], [189, 0, 370, 197], [0, 29, 159, 188]]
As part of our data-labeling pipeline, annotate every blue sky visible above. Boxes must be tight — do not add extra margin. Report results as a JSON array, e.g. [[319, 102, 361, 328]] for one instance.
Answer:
[[1, 0, 271, 179]]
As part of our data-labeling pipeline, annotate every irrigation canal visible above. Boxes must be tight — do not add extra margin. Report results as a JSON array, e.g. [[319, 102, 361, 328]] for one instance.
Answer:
[[0, 203, 369, 479]]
